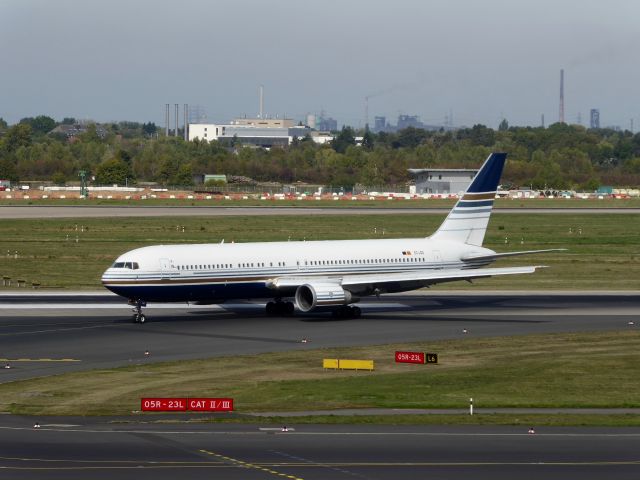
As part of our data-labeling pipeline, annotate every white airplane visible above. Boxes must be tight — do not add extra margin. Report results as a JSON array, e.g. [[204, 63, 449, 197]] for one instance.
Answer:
[[102, 153, 559, 323]]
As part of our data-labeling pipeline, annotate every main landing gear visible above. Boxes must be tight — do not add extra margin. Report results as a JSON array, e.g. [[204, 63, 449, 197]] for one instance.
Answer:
[[332, 305, 361, 319], [265, 300, 295, 316], [129, 299, 147, 324]]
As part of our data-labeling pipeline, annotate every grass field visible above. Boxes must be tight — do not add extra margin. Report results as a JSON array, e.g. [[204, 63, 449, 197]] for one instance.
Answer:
[[1, 330, 637, 424], [0, 213, 638, 290]]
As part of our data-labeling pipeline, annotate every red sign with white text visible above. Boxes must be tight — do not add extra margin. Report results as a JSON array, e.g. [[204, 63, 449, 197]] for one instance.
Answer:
[[395, 351, 426, 364], [141, 398, 187, 411], [141, 397, 234, 412], [188, 398, 234, 412]]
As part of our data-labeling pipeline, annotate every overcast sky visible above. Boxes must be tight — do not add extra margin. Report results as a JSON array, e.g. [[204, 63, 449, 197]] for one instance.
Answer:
[[1, 0, 638, 129]]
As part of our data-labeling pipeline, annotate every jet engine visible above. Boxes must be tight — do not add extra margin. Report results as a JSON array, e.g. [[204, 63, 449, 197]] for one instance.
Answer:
[[294, 283, 357, 312]]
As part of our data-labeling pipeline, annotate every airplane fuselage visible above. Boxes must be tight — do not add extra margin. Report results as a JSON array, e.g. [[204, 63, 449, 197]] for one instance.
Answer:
[[101, 237, 494, 303]]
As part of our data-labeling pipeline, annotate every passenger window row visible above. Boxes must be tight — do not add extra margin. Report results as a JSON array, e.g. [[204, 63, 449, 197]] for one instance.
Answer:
[[176, 257, 425, 271]]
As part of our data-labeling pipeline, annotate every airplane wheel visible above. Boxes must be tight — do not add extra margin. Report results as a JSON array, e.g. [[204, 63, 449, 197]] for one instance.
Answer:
[[132, 314, 139, 323], [138, 314, 146, 324], [266, 302, 276, 315]]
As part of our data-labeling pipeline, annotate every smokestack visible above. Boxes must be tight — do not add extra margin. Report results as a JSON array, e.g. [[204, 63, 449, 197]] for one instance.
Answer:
[[165, 104, 169, 136], [259, 85, 264, 119], [184, 104, 188, 141], [541, 113, 545, 128], [174, 104, 179, 137], [364, 96, 369, 130], [559, 69, 565, 124]]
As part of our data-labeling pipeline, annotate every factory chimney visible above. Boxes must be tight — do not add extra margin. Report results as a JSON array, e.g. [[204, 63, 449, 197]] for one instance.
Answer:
[[259, 85, 264, 119], [184, 104, 188, 141], [559, 69, 565, 124], [165, 104, 169, 136], [174, 104, 179, 137]]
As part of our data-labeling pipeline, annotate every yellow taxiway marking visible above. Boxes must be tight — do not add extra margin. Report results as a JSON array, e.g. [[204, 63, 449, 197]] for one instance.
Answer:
[[0, 358, 80, 362], [0, 454, 638, 471], [200, 449, 304, 480]]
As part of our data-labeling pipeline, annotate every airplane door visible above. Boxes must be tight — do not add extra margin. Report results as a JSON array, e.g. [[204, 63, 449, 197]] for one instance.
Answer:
[[160, 258, 171, 279]]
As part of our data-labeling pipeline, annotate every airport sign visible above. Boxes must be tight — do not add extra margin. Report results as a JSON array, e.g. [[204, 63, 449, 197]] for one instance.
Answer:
[[395, 351, 425, 364], [188, 398, 234, 411], [395, 351, 438, 364], [141, 397, 234, 412], [141, 398, 187, 411]]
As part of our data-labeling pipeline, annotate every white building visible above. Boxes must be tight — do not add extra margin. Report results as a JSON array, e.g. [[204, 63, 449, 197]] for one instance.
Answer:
[[189, 123, 328, 147], [189, 123, 290, 147], [408, 168, 478, 195]]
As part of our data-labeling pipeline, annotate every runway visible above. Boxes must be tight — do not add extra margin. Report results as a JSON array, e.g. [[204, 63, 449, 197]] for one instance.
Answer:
[[2, 205, 640, 218], [0, 291, 637, 382], [1, 291, 639, 479], [0, 418, 638, 480]]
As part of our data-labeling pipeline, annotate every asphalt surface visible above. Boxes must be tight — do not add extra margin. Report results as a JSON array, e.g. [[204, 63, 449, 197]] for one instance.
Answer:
[[1, 291, 639, 479], [2, 205, 640, 218], [0, 291, 638, 381], [0, 418, 638, 479]]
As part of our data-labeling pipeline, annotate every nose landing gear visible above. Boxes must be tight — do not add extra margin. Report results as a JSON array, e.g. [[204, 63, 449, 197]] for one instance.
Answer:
[[129, 299, 148, 323]]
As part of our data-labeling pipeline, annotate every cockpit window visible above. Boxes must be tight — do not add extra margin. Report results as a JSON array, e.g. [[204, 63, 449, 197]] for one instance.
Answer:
[[112, 262, 139, 269]]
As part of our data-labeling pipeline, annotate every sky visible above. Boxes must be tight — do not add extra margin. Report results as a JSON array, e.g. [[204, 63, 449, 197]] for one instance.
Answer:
[[1, 0, 638, 129]]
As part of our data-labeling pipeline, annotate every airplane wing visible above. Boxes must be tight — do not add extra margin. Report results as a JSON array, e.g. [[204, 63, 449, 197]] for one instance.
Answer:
[[269, 265, 544, 292], [461, 248, 566, 262]]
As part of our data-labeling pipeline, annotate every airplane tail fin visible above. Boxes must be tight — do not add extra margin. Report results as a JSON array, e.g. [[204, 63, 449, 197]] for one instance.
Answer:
[[430, 152, 506, 247]]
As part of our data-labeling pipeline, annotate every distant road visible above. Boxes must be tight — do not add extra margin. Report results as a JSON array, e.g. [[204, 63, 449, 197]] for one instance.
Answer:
[[2, 205, 640, 218]]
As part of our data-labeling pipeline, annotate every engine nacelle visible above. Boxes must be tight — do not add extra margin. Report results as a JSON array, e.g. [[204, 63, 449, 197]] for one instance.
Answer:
[[294, 283, 356, 312]]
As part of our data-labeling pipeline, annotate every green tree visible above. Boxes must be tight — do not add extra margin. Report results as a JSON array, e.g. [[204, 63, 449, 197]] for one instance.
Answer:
[[142, 122, 157, 136], [361, 130, 375, 150], [95, 158, 132, 185], [331, 126, 356, 153], [498, 118, 509, 131], [393, 127, 428, 149], [172, 163, 193, 186], [2, 124, 32, 152], [51, 172, 67, 185], [19, 115, 56, 135]]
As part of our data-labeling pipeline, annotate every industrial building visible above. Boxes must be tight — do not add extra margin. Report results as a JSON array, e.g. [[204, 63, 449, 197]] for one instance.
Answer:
[[590, 109, 600, 129], [408, 168, 478, 195], [233, 117, 295, 128], [188, 122, 316, 148]]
